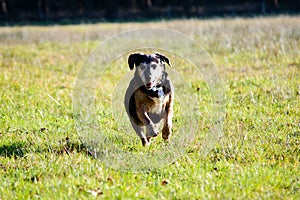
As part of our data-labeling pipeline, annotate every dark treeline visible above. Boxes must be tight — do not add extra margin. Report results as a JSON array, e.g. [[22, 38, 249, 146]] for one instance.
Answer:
[[1, 0, 299, 23]]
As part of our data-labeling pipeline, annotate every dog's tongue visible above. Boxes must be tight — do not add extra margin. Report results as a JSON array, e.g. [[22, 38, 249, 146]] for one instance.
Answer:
[[146, 82, 153, 89]]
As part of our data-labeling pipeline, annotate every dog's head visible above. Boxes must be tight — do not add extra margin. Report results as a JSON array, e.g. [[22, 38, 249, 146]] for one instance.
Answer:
[[128, 53, 172, 90]]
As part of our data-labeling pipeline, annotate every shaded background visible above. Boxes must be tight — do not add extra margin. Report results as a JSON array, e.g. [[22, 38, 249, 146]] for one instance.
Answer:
[[0, 0, 299, 24]]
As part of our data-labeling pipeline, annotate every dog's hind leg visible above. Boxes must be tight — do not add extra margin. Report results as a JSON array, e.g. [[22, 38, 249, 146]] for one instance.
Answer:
[[130, 120, 149, 146]]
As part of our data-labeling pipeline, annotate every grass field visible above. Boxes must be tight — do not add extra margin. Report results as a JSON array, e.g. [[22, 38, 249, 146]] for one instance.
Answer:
[[0, 16, 299, 199]]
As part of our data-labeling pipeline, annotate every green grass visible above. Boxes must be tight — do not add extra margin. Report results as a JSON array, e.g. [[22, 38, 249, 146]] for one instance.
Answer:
[[0, 16, 299, 199]]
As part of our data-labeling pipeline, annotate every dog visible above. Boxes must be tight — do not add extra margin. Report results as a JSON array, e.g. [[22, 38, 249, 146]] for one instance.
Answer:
[[124, 52, 174, 146]]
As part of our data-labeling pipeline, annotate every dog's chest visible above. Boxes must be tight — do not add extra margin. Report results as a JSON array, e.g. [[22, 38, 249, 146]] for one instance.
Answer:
[[148, 96, 165, 114]]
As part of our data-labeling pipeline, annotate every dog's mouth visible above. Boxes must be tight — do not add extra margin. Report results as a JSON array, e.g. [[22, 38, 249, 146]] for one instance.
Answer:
[[145, 82, 154, 90]]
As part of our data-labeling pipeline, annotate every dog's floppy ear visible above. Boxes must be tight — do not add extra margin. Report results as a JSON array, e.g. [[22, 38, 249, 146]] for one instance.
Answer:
[[155, 53, 172, 67], [128, 53, 148, 70]]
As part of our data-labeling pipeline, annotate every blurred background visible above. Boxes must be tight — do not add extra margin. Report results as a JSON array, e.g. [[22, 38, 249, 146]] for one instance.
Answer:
[[1, 0, 299, 24]]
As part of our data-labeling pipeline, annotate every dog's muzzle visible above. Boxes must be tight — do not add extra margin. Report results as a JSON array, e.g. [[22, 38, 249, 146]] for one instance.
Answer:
[[146, 82, 153, 90]]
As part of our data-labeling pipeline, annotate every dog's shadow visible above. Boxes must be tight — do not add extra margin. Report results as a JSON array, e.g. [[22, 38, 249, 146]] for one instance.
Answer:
[[0, 139, 91, 159], [0, 142, 27, 158]]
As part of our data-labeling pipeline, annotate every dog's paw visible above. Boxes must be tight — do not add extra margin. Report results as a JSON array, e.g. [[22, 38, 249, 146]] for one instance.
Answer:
[[162, 127, 172, 141], [141, 138, 150, 146]]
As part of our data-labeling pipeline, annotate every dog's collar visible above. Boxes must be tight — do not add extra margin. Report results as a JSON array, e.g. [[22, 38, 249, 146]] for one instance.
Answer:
[[141, 85, 165, 99], [151, 86, 164, 99]]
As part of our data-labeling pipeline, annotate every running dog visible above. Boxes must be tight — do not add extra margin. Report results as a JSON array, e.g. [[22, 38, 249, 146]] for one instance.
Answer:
[[124, 52, 174, 146]]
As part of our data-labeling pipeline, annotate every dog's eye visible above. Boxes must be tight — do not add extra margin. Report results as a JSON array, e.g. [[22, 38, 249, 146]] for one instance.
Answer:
[[151, 64, 157, 70]]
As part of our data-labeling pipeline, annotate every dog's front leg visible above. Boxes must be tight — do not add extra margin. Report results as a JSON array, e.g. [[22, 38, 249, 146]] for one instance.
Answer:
[[137, 106, 158, 142], [162, 95, 173, 141]]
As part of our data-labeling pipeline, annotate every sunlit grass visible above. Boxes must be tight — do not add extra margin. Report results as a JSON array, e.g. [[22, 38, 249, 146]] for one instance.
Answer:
[[0, 16, 299, 199]]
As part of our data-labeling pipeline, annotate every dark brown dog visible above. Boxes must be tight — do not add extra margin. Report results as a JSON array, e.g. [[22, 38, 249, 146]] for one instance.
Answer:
[[124, 53, 174, 146]]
